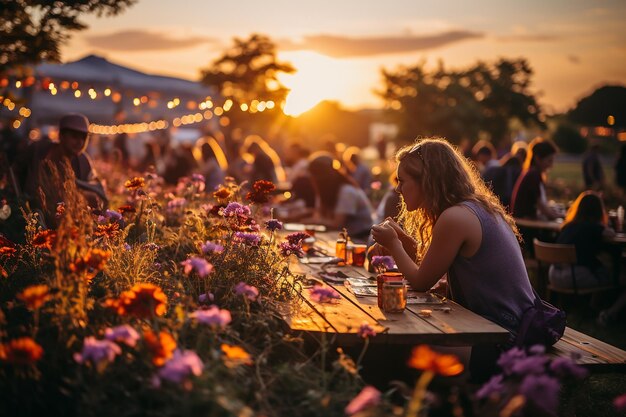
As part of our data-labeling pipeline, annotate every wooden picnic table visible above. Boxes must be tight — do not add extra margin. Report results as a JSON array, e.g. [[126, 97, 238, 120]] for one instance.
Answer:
[[281, 230, 511, 347]]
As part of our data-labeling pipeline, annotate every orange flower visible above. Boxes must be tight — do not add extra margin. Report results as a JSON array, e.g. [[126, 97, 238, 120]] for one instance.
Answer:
[[212, 187, 232, 200], [246, 180, 276, 204], [407, 345, 464, 376], [117, 283, 168, 319], [144, 330, 176, 366], [95, 222, 120, 239], [124, 177, 145, 190], [117, 205, 136, 214], [0, 337, 44, 365], [70, 248, 111, 280], [17, 285, 50, 310], [0, 246, 16, 257], [221, 344, 253, 368], [31, 230, 57, 250]]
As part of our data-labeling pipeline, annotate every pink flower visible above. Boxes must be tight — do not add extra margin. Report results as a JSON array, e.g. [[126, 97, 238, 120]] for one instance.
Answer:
[[74, 337, 121, 366], [201, 241, 224, 254], [279, 242, 304, 257], [285, 232, 309, 245], [181, 257, 214, 277], [309, 285, 341, 303], [198, 292, 214, 304], [234, 232, 261, 246], [345, 386, 381, 415], [357, 322, 376, 339], [190, 306, 232, 328], [154, 349, 203, 387], [614, 393, 626, 412], [235, 282, 259, 301], [104, 325, 140, 347]]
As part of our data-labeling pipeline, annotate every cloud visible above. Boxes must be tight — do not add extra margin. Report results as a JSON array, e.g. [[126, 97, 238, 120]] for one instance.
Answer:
[[497, 34, 559, 42], [86, 30, 215, 52], [278, 30, 483, 58]]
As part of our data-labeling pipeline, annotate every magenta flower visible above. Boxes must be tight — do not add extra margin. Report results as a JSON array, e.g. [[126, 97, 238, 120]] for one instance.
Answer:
[[104, 325, 140, 347], [371, 256, 396, 271], [265, 219, 283, 231], [285, 232, 309, 245], [235, 282, 259, 301], [181, 257, 214, 277], [357, 322, 377, 339], [614, 393, 626, 412], [476, 374, 505, 400], [201, 241, 224, 254], [74, 337, 121, 366], [234, 232, 261, 246], [519, 374, 560, 415], [309, 285, 341, 303], [190, 305, 232, 328], [279, 241, 304, 257], [549, 357, 589, 379], [198, 292, 214, 304], [157, 350, 203, 384], [345, 386, 381, 415]]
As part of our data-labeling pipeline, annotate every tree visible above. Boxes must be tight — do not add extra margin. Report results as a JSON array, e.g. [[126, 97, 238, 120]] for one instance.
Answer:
[[568, 85, 626, 129], [0, 0, 137, 72], [552, 122, 586, 154], [200, 34, 295, 110], [378, 58, 544, 147]]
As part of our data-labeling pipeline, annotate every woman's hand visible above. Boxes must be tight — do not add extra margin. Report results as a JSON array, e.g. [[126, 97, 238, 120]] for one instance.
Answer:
[[371, 220, 400, 249]]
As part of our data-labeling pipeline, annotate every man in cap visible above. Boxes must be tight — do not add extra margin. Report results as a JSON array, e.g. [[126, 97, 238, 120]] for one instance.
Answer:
[[13, 113, 108, 227]]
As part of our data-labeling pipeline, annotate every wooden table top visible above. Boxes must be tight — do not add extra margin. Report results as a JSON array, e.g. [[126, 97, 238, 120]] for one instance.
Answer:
[[281, 230, 511, 347]]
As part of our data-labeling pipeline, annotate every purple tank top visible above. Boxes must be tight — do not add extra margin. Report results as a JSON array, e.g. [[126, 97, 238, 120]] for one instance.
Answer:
[[448, 201, 535, 334]]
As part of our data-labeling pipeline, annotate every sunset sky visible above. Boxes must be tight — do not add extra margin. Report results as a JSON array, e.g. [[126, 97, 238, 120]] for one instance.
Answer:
[[62, 0, 626, 116]]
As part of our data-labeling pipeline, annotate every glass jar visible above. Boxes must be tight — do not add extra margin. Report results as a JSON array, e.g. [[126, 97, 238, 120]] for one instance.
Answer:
[[376, 272, 404, 308], [381, 281, 407, 313]]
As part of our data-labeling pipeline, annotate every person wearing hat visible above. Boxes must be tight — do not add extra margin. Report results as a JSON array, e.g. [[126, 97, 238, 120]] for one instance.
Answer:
[[13, 113, 108, 228]]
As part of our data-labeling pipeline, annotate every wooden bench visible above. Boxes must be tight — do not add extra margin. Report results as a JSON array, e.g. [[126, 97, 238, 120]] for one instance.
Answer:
[[549, 327, 626, 371]]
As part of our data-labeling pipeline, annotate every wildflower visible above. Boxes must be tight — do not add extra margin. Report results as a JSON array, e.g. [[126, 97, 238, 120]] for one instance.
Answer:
[[17, 285, 50, 310], [279, 241, 304, 257], [407, 345, 464, 376], [234, 232, 261, 246], [336, 347, 358, 375], [190, 305, 231, 328], [265, 219, 283, 231], [0, 337, 44, 365], [357, 322, 377, 339], [510, 355, 549, 375], [143, 330, 177, 366], [0, 246, 17, 257], [95, 222, 120, 238], [190, 174, 206, 192], [246, 180, 276, 204], [221, 344, 253, 368], [201, 241, 224, 254], [614, 393, 626, 413], [345, 386, 381, 415], [519, 374, 560, 415], [124, 176, 145, 190], [167, 198, 187, 212], [234, 282, 259, 301], [198, 292, 214, 304], [476, 374, 505, 400], [155, 349, 204, 386], [55, 202, 65, 218], [181, 257, 214, 277], [74, 337, 121, 366], [143, 242, 160, 251], [549, 356, 589, 379], [104, 325, 141, 348], [309, 285, 341, 303], [115, 283, 168, 318], [222, 202, 251, 218], [117, 204, 136, 214], [497, 347, 527, 375], [104, 209, 122, 221], [124, 243, 131, 251], [371, 256, 396, 271], [285, 232, 309, 245], [213, 187, 232, 200], [31, 229, 57, 250], [70, 248, 111, 279]]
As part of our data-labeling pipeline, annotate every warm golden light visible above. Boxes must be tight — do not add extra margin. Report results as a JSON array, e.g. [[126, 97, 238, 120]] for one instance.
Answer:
[[608, 115, 615, 126]]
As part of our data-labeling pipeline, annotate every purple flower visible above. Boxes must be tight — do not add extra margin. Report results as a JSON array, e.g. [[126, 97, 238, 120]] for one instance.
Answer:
[[279, 242, 304, 257], [181, 257, 214, 277], [104, 325, 140, 347], [357, 322, 377, 339], [222, 202, 251, 218], [519, 374, 560, 415], [265, 219, 283, 231], [143, 242, 160, 251], [345, 386, 381, 415], [190, 305, 232, 328], [529, 345, 546, 355], [497, 346, 527, 375], [549, 357, 589, 379], [285, 232, 309, 245], [124, 243, 131, 251], [155, 349, 204, 386], [476, 374, 505, 400], [309, 285, 341, 303], [74, 337, 121, 366], [105, 209, 122, 221], [234, 232, 261, 246], [510, 355, 549, 375], [371, 256, 396, 271], [201, 241, 224, 254], [235, 282, 259, 301], [198, 292, 214, 304], [614, 393, 626, 412], [191, 173, 205, 183]]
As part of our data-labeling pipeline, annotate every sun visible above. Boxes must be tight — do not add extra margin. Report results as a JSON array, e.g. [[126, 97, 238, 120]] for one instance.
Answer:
[[279, 51, 349, 117]]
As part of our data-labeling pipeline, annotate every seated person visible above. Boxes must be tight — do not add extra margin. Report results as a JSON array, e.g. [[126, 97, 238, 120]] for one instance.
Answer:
[[549, 191, 615, 289]]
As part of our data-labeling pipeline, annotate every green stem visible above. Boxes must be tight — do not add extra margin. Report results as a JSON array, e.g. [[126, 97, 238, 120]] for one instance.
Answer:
[[406, 371, 434, 417]]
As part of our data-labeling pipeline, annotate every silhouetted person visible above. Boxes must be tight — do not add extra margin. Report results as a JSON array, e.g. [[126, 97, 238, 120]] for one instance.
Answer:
[[582, 144, 605, 190]]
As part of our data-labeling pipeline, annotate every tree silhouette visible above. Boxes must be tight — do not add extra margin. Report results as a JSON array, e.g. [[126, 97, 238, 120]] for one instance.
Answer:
[[379, 58, 544, 146], [568, 85, 626, 128], [0, 0, 137, 71]]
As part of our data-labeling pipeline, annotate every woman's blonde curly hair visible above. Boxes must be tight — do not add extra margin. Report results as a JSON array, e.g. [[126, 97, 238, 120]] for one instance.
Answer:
[[396, 138, 520, 261]]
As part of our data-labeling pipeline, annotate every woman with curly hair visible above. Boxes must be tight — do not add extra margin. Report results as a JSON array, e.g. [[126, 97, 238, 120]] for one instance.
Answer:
[[370, 138, 536, 379]]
